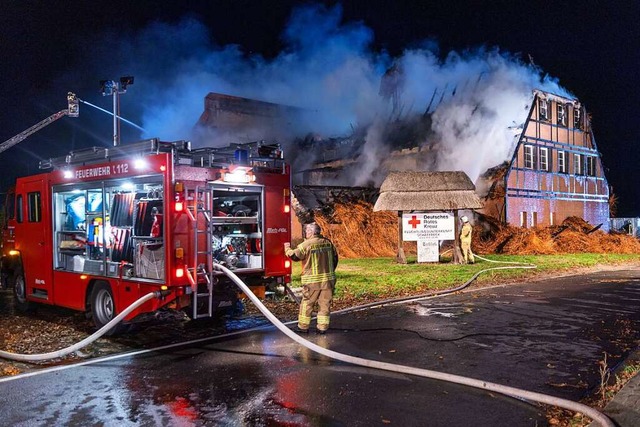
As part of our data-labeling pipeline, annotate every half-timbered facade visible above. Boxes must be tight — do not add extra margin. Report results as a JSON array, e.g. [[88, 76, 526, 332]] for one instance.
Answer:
[[483, 90, 610, 230]]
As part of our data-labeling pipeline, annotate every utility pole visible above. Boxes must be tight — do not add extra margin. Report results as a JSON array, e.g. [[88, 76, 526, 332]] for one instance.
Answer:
[[100, 76, 134, 147]]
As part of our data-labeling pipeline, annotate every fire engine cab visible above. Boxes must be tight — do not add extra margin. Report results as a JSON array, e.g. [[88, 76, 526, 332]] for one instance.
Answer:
[[0, 138, 292, 331]]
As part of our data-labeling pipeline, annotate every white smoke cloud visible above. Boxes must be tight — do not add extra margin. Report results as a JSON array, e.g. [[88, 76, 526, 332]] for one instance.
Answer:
[[83, 3, 572, 186]]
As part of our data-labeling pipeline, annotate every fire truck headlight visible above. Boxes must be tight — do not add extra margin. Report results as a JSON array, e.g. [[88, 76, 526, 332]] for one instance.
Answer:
[[63, 170, 73, 179], [284, 205, 290, 213], [284, 260, 291, 269], [8, 250, 19, 256]]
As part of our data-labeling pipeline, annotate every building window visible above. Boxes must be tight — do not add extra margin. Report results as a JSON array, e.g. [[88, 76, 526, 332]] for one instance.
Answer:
[[539, 147, 549, 171], [574, 106, 583, 129], [550, 212, 555, 226], [558, 151, 567, 173], [586, 156, 597, 176], [27, 192, 41, 222], [520, 211, 528, 228], [539, 98, 550, 121], [524, 144, 537, 169], [574, 153, 583, 175], [557, 103, 567, 127], [531, 211, 538, 227]]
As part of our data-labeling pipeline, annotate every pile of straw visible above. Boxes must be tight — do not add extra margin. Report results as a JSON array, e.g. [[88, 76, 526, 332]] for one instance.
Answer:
[[476, 216, 640, 255], [315, 201, 414, 258], [314, 200, 640, 258]]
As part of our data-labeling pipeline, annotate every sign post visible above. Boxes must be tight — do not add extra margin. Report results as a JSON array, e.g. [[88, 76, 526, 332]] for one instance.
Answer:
[[402, 213, 455, 263]]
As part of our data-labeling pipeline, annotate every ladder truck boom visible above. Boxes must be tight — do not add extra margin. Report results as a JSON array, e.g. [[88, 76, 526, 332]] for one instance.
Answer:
[[0, 92, 79, 155]]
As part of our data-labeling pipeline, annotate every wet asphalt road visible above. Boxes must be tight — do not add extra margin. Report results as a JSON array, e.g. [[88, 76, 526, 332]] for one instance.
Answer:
[[1, 268, 640, 426]]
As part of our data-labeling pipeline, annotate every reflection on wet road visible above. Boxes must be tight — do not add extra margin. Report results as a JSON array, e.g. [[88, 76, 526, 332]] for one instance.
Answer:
[[2, 269, 640, 426]]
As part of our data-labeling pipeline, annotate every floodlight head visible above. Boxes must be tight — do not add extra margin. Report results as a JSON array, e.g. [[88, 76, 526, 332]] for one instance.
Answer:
[[120, 76, 134, 89], [99, 79, 115, 95]]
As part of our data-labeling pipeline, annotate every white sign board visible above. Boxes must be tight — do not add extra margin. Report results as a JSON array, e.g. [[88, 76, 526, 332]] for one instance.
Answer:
[[417, 240, 440, 263], [402, 213, 455, 241]]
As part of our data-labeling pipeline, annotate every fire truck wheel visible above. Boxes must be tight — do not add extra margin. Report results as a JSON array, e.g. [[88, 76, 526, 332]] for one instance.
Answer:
[[90, 283, 125, 335], [13, 269, 34, 313]]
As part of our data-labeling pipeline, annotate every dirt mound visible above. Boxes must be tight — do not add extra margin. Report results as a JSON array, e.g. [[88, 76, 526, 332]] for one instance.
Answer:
[[314, 202, 640, 258]]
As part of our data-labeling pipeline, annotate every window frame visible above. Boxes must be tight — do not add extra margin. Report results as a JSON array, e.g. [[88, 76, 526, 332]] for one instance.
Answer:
[[524, 144, 535, 169], [574, 153, 583, 175], [16, 194, 23, 223], [557, 150, 567, 173], [574, 106, 583, 129], [586, 156, 597, 176], [539, 147, 549, 171], [557, 103, 567, 127], [539, 98, 550, 121], [27, 191, 42, 223]]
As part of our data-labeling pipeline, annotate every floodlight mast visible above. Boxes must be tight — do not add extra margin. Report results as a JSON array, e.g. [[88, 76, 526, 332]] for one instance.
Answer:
[[100, 76, 134, 147], [0, 92, 79, 155]]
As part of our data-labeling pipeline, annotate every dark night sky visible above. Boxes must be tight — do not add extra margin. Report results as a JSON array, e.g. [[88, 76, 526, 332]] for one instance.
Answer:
[[1, 0, 639, 216]]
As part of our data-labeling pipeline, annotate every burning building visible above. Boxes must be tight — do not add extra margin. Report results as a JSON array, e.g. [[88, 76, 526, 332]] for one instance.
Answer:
[[480, 90, 610, 230], [194, 87, 610, 234]]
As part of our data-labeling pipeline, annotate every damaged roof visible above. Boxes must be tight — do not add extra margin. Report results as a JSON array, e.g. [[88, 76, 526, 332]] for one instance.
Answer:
[[374, 171, 483, 211]]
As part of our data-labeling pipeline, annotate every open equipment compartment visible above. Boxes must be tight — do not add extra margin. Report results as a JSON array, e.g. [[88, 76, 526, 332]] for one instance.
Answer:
[[210, 182, 263, 271]]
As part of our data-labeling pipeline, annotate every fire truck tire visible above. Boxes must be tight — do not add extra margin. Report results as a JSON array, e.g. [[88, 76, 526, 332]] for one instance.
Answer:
[[13, 269, 34, 313], [90, 283, 127, 335]]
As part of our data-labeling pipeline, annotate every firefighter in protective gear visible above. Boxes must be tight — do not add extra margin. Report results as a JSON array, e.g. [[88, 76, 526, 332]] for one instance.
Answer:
[[284, 223, 338, 334], [459, 216, 474, 264]]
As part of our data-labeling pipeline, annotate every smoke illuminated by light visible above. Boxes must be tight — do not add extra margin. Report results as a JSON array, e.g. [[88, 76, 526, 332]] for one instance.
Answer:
[[84, 3, 573, 186]]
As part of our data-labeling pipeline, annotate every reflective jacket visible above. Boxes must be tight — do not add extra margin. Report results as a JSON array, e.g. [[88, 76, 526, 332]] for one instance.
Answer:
[[286, 235, 338, 290], [460, 222, 473, 244]]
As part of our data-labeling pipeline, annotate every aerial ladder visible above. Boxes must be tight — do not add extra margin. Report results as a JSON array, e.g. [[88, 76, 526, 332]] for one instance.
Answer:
[[0, 92, 79, 155]]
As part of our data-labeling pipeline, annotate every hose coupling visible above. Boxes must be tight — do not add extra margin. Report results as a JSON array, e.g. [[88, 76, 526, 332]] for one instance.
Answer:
[[154, 289, 172, 299]]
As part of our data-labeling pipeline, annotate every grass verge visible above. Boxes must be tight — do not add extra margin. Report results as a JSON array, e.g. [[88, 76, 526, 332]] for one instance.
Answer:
[[290, 253, 640, 301]]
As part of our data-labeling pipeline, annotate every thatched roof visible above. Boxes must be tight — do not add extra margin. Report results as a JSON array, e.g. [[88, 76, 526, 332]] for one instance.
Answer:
[[374, 171, 484, 211], [380, 171, 475, 192]]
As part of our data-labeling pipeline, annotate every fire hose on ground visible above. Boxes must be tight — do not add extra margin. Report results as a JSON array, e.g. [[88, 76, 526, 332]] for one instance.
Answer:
[[0, 290, 170, 362], [0, 258, 614, 427], [214, 262, 614, 427]]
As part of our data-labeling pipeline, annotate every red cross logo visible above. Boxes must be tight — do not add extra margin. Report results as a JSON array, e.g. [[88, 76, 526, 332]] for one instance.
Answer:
[[408, 215, 421, 229]]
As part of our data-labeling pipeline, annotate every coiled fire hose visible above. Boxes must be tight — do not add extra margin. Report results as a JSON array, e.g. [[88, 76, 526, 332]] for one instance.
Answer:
[[215, 261, 613, 427], [0, 290, 169, 362]]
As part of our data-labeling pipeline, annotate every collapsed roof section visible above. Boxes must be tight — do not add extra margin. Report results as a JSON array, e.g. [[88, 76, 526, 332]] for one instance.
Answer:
[[196, 92, 308, 143]]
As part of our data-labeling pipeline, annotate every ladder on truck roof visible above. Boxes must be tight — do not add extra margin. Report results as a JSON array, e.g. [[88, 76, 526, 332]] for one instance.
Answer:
[[38, 138, 286, 173], [39, 139, 189, 169], [183, 185, 215, 319]]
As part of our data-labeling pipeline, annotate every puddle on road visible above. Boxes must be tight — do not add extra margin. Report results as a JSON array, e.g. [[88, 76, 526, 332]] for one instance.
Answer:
[[409, 303, 472, 318]]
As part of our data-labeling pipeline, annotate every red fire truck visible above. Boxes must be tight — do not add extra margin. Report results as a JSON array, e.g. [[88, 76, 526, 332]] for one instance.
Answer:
[[0, 138, 292, 330]]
